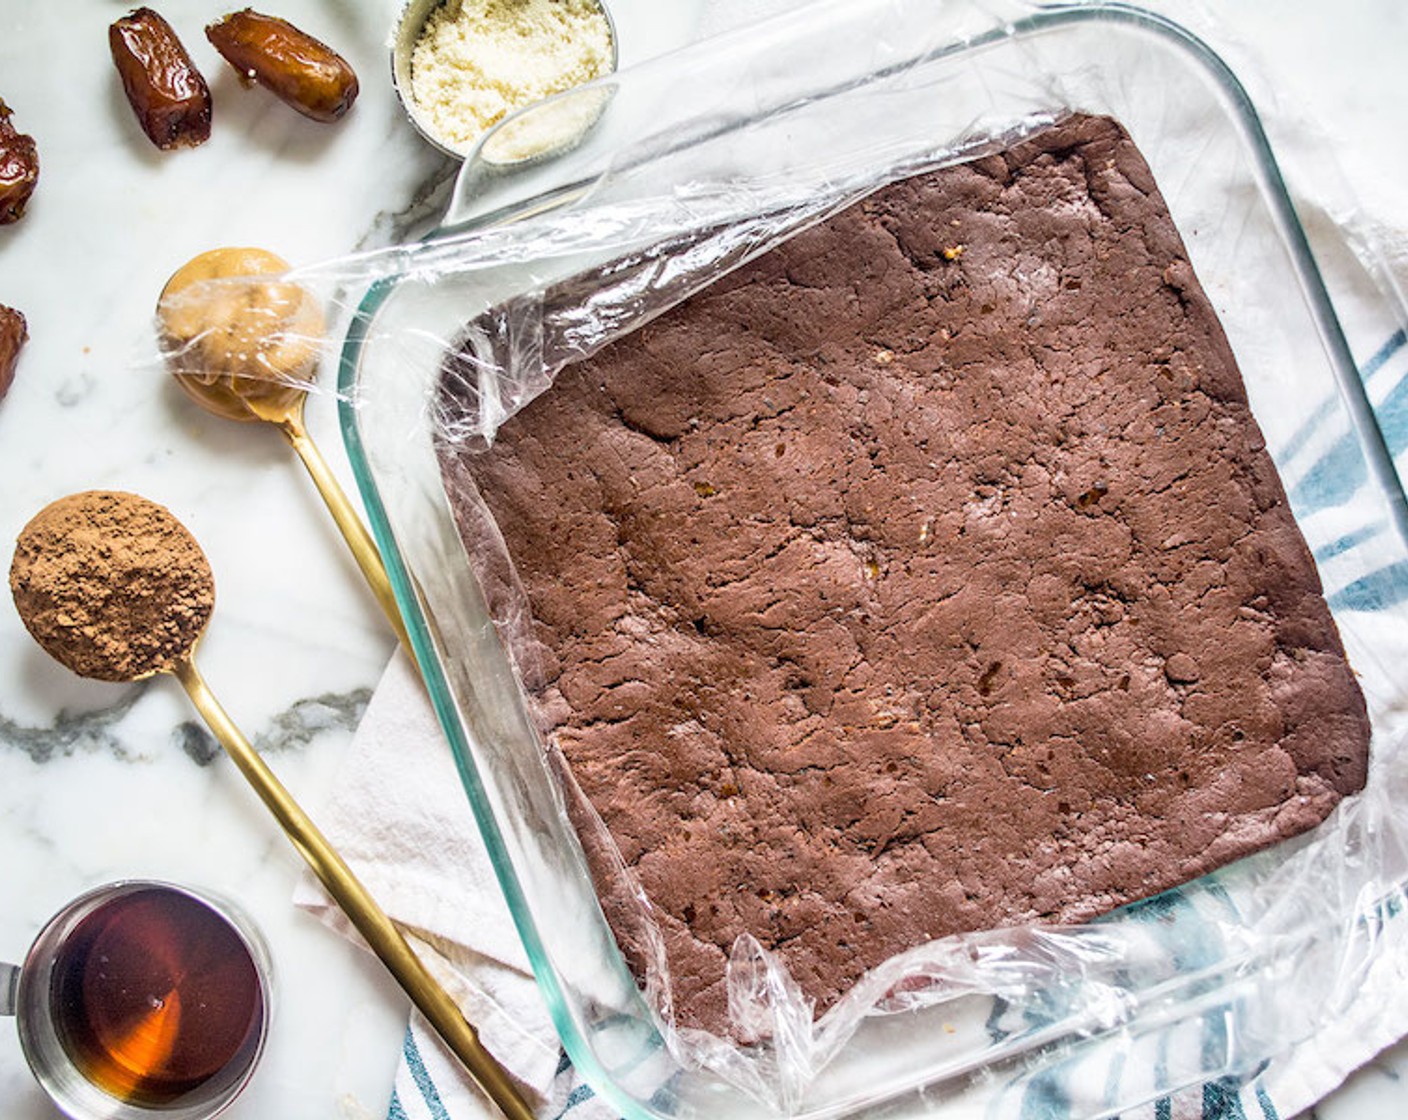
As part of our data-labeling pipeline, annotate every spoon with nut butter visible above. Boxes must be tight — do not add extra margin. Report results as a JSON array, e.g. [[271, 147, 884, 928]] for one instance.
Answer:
[[8, 490, 533, 1120], [155, 247, 413, 657]]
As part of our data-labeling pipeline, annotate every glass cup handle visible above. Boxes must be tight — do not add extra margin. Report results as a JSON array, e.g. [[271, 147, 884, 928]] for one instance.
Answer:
[[1, 961, 17, 1016]]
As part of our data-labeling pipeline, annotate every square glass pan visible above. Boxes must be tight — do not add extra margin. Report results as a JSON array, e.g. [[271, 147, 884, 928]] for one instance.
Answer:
[[337, 2, 1408, 1117]]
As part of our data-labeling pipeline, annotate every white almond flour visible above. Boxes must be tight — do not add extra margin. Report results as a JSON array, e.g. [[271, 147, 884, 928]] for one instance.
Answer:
[[409, 0, 615, 154]]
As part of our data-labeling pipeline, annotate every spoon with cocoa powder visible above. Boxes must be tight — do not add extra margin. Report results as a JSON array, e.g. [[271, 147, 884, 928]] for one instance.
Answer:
[[155, 247, 413, 658], [8, 490, 531, 1120]]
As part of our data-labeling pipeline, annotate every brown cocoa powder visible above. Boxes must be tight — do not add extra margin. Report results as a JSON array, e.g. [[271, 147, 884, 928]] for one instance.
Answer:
[[10, 491, 214, 681]]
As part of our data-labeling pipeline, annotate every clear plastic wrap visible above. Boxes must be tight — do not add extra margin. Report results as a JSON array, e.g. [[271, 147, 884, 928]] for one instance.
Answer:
[[157, 2, 1408, 1116]]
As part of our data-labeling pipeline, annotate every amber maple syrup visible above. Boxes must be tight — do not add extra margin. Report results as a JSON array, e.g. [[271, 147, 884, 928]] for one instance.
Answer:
[[48, 886, 265, 1107]]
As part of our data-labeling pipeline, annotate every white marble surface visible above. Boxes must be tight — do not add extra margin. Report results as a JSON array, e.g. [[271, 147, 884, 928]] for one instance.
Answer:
[[0, 1, 1404, 1118]]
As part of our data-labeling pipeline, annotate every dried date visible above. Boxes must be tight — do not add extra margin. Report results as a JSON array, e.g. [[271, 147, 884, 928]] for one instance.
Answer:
[[0, 304, 27, 401], [0, 99, 39, 224], [109, 8, 212, 150], [206, 10, 359, 124]]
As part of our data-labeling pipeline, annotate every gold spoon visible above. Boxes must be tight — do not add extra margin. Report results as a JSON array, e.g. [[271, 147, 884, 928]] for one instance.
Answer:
[[156, 247, 414, 658], [9, 491, 532, 1120]]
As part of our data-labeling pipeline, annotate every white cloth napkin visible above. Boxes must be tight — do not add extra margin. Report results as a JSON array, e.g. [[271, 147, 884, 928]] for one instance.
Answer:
[[294, 4, 1408, 1118], [293, 649, 612, 1119]]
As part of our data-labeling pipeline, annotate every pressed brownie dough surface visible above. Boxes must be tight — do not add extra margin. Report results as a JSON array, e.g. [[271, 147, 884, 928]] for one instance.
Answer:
[[447, 114, 1371, 1034]]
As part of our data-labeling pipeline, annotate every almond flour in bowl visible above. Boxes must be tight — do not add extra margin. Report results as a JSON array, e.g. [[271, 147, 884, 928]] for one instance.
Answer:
[[393, 0, 616, 160]]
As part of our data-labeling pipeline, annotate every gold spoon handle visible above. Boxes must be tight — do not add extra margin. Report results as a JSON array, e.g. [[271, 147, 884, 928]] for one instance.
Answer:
[[276, 405, 415, 659], [172, 655, 535, 1120]]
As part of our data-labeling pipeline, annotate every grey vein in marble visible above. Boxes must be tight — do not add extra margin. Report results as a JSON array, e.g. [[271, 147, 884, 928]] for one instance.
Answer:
[[0, 684, 151, 764], [354, 159, 460, 251], [176, 688, 372, 767], [175, 720, 221, 767], [252, 687, 372, 755], [54, 370, 96, 409], [3, 685, 371, 769]]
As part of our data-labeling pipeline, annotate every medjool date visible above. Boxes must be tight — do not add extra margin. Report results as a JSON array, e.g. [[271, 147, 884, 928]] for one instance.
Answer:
[[0, 99, 38, 223], [0, 303, 27, 400], [109, 8, 212, 150], [206, 10, 358, 123]]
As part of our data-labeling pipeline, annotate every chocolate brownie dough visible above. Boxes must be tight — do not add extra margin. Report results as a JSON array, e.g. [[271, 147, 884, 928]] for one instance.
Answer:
[[443, 114, 1370, 1035]]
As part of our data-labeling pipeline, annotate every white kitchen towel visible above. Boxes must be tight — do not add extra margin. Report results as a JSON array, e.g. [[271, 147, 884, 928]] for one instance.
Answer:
[[293, 648, 617, 1120], [293, 5, 1408, 1120]]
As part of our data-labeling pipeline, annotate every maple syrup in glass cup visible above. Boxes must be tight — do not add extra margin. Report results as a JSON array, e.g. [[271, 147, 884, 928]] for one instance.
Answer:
[[2, 881, 270, 1120]]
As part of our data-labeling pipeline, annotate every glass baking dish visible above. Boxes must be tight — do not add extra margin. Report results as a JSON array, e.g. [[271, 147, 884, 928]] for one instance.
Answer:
[[334, 2, 1408, 1116]]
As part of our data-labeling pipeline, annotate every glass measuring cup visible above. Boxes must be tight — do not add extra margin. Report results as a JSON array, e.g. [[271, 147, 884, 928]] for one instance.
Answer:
[[2, 880, 271, 1120]]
